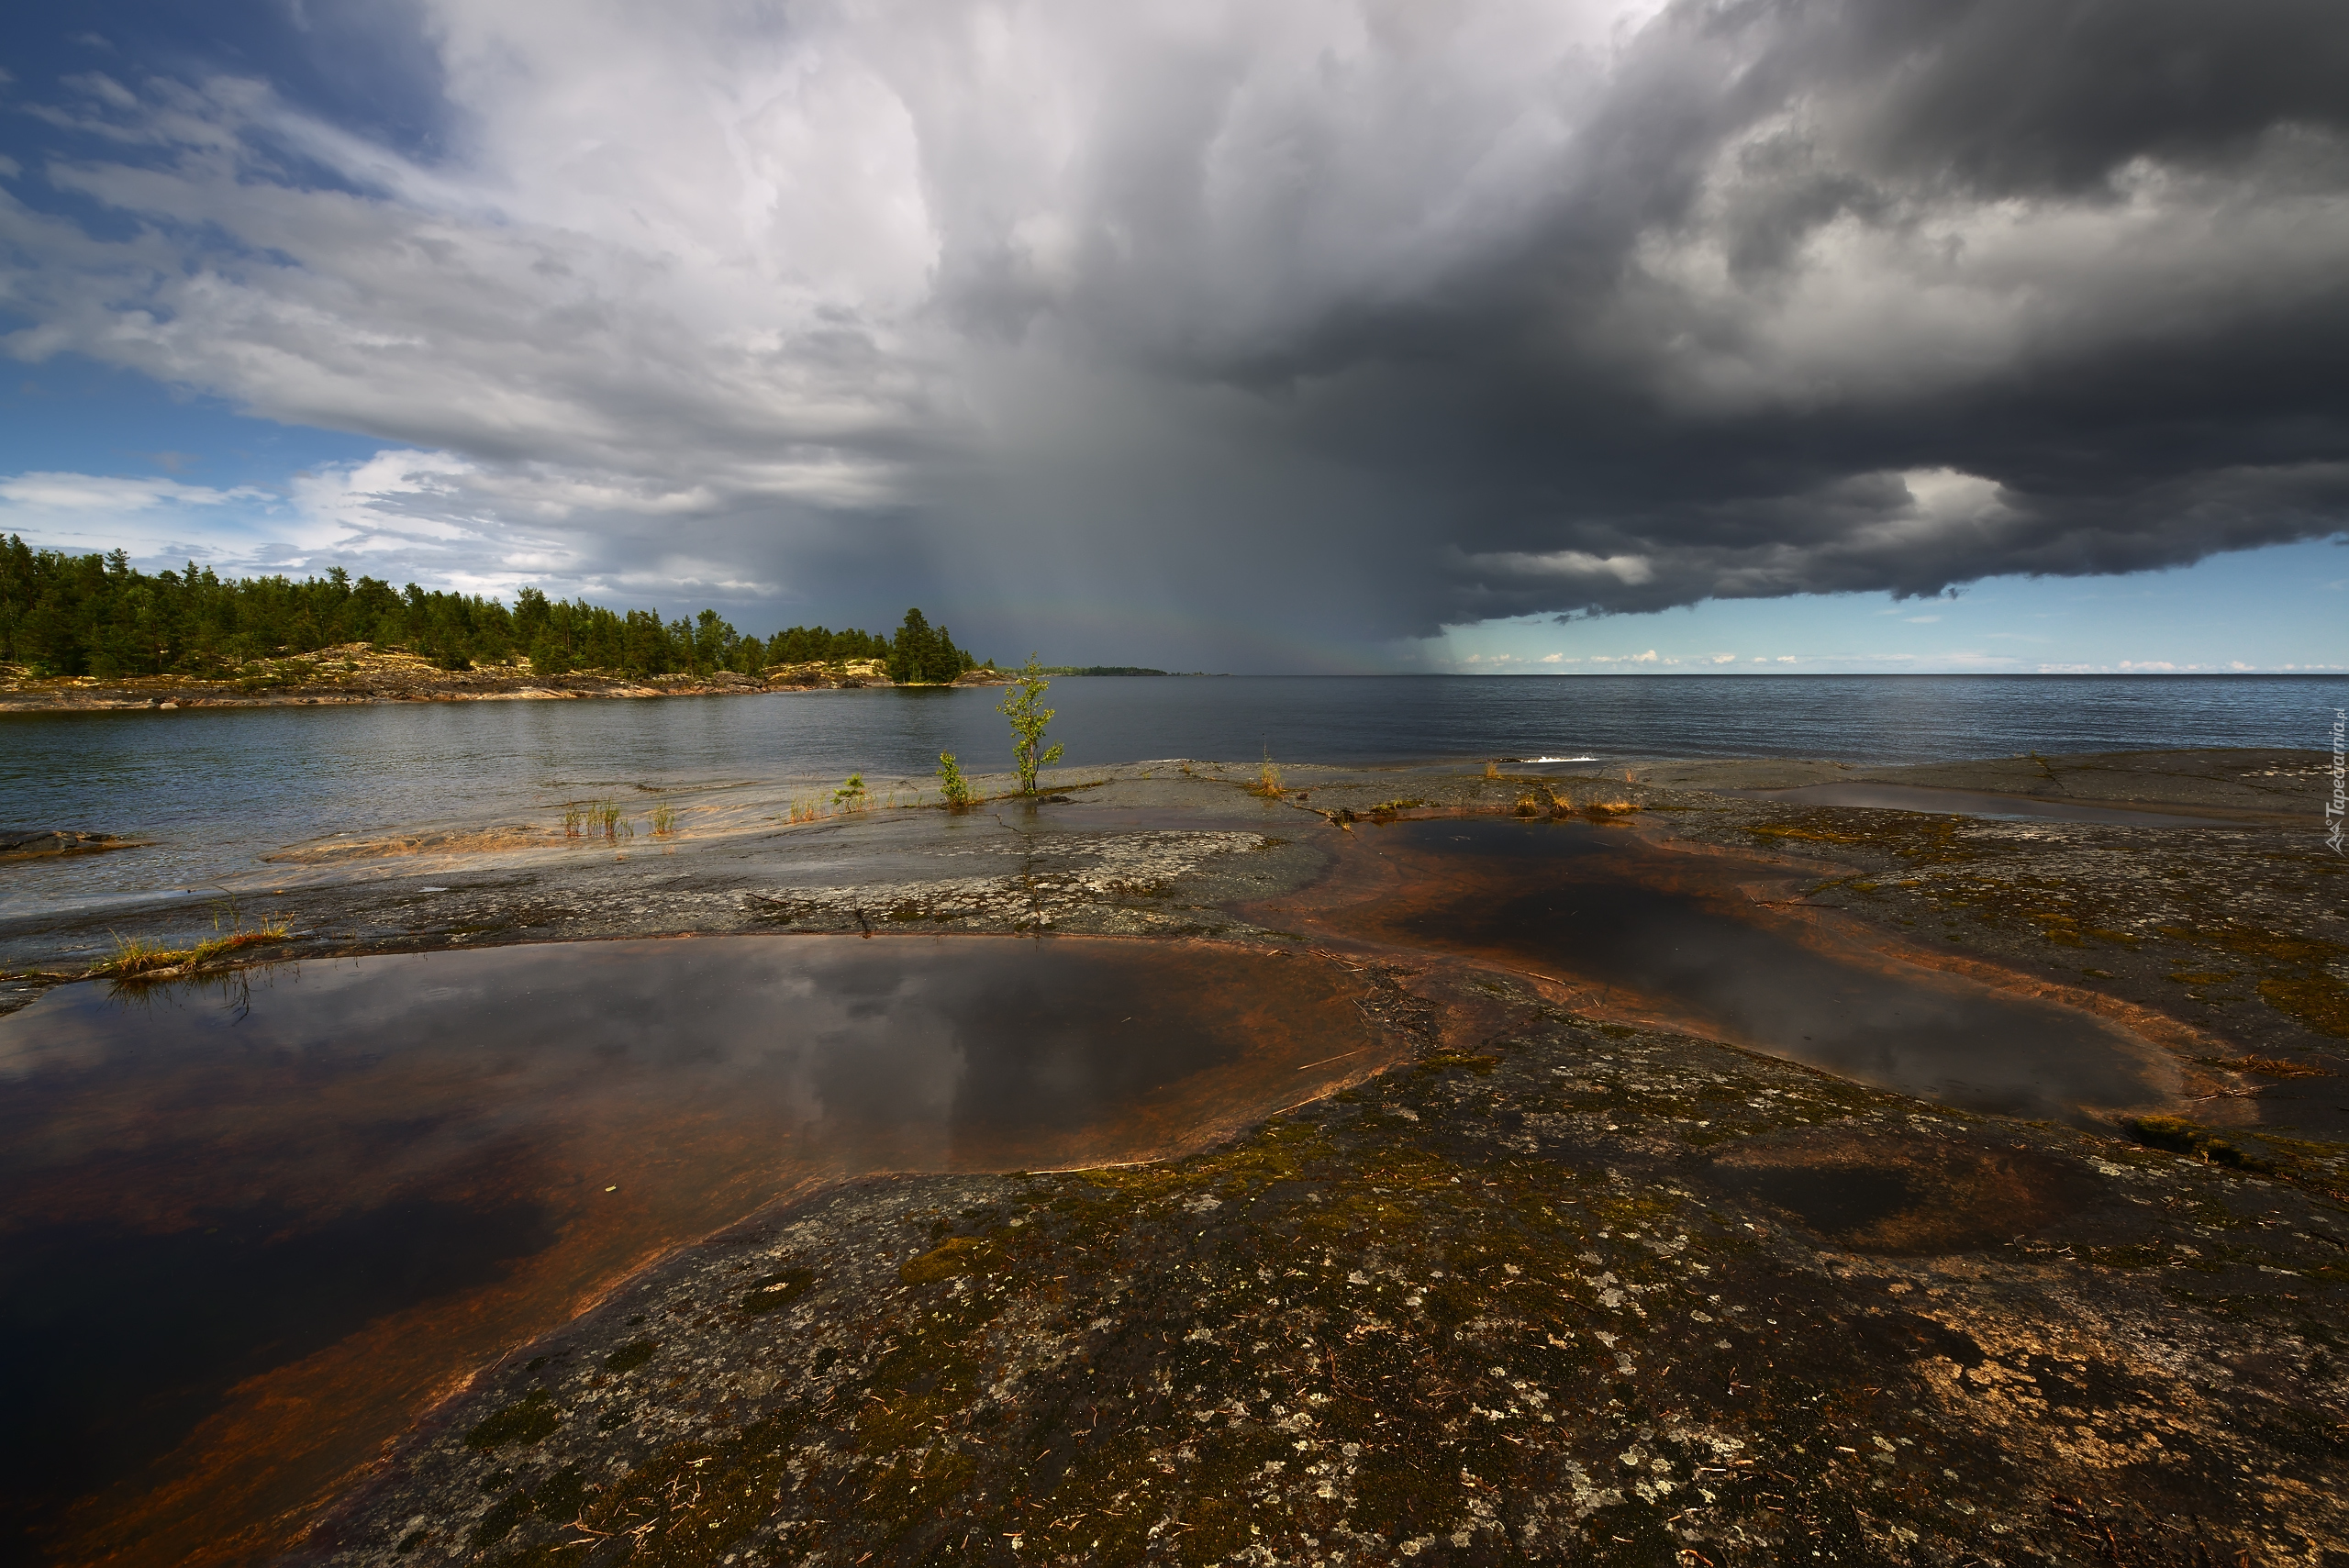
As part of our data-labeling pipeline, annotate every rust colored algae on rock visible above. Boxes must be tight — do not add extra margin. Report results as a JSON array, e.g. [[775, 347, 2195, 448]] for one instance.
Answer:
[[0, 936, 1397, 1568]]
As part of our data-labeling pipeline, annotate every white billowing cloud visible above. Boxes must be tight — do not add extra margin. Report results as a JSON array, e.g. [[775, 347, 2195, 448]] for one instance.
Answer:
[[2, 451, 731, 601], [0, 470, 277, 557], [0, 471, 262, 513], [1, 0, 2346, 660]]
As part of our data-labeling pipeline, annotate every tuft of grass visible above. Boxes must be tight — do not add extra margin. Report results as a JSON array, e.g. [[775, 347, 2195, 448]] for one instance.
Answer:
[[1250, 749, 1286, 798], [587, 800, 631, 840], [649, 802, 678, 837], [95, 932, 187, 977], [561, 803, 584, 839], [92, 909, 291, 978], [832, 773, 867, 809]]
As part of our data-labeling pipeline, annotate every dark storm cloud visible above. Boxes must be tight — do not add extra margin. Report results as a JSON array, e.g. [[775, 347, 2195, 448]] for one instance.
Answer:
[[3, 0, 2345, 660], [1106, 0, 2349, 631]]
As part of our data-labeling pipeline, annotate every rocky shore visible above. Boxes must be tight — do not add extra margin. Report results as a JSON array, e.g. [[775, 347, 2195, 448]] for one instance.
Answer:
[[6, 751, 2344, 1566], [0, 648, 1012, 711]]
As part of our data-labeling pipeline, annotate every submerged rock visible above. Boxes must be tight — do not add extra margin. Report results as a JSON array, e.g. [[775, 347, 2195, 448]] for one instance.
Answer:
[[0, 828, 137, 861]]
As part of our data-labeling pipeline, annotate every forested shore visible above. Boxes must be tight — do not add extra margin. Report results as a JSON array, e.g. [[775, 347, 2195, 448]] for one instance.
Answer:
[[0, 537, 984, 683]]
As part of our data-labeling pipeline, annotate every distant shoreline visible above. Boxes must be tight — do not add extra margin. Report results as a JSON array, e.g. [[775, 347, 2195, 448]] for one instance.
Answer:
[[0, 649, 1024, 713]]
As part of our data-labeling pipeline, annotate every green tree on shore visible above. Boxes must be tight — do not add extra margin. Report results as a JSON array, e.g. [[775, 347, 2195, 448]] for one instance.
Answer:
[[997, 654, 1064, 794], [885, 607, 977, 684], [0, 534, 938, 682]]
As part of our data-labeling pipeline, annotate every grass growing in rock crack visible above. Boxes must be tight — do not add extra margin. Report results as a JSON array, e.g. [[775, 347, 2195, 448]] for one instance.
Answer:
[[1252, 751, 1286, 799], [91, 909, 291, 977]]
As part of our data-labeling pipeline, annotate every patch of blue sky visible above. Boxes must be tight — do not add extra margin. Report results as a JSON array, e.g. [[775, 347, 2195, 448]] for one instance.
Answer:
[[1416, 538, 2349, 675], [0, 354, 410, 569], [2, 353, 391, 495], [1, 1, 456, 172], [0, 5, 456, 261]]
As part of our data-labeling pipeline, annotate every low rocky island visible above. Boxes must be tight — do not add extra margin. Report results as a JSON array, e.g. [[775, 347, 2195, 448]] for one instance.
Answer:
[[0, 648, 1018, 711], [3, 751, 2343, 1567]]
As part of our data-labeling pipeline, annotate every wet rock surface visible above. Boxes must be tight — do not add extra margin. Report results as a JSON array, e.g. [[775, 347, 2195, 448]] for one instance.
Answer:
[[746, 828, 1281, 936], [301, 971, 2348, 1568], [0, 770, 1331, 994], [0, 828, 139, 861], [1624, 751, 2349, 1144]]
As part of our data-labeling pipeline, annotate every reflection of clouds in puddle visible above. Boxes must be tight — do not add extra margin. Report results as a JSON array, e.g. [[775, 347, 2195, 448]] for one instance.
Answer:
[[0, 933, 1391, 1568], [802, 968, 967, 1145], [1300, 818, 2174, 1125]]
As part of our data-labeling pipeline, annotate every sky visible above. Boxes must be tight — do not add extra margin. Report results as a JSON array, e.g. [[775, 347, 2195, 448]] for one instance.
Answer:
[[2, 0, 2345, 673]]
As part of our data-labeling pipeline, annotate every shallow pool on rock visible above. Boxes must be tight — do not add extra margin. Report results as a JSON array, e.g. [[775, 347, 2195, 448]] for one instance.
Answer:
[[1276, 816, 2177, 1125], [0, 934, 1390, 1568]]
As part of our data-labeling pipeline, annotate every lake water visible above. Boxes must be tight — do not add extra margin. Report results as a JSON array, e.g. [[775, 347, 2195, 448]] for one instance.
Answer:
[[4, 674, 2342, 921]]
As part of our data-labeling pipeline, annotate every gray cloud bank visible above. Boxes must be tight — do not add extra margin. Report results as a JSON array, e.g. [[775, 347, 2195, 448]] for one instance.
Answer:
[[4, 0, 2346, 665]]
